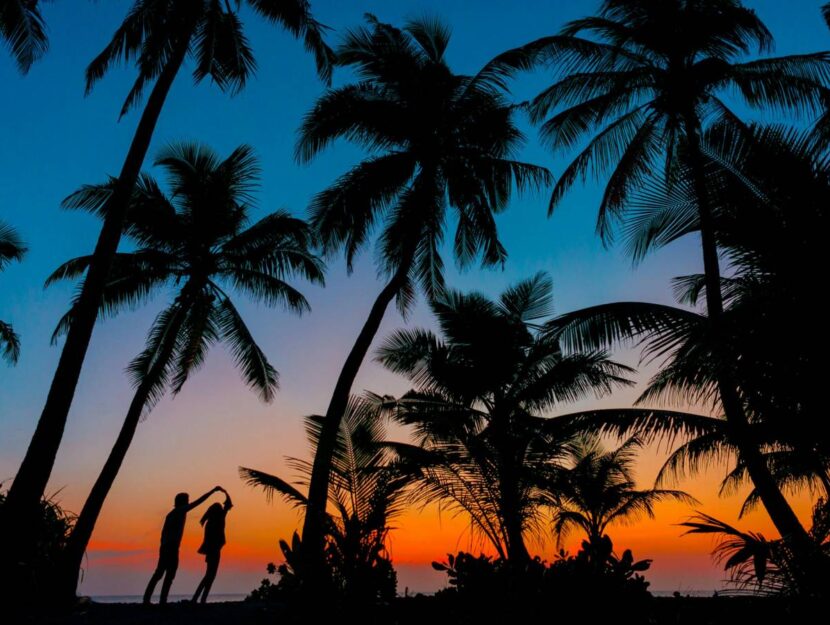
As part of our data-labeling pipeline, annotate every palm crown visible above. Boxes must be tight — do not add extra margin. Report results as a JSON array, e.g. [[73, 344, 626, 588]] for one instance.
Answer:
[[89, 0, 334, 117], [376, 274, 634, 560], [48, 143, 324, 402], [298, 15, 551, 303], [550, 436, 694, 546], [501, 0, 830, 242]]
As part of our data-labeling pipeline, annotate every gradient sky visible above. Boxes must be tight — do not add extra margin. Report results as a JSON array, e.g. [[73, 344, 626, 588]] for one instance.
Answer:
[[0, 0, 825, 597]]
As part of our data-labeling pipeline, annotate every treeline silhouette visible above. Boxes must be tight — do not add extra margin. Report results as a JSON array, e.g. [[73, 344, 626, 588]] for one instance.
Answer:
[[1, 0, 830, 618]]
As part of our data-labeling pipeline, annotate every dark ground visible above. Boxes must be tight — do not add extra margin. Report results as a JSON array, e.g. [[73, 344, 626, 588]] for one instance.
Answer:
[[20, 596, 818, 625]]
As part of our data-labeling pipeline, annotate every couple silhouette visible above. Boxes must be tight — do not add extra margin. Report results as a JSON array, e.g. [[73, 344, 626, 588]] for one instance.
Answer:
[[142, 486, 233, 605]]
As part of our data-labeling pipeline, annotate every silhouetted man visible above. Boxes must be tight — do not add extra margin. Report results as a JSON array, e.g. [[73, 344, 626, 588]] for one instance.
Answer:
[[143, 487, 222, 605]]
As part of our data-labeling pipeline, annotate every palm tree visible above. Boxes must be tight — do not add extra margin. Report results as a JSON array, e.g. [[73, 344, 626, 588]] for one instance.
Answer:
[[549, 125, 830, 590], [495, 0, 830, 578], [375, 274, 634, 563], [0, 221, 27, 364], [241, 397, 410, 602], [1, 0, 48, 73], [295, 15, 551, 571], [3, 0, 333, 571], [46, 143, 324, 601], [549, 436, 694, 548]]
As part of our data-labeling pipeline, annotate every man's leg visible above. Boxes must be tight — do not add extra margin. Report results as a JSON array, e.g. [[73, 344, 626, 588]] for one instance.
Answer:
[[143, 565, 164, 604], [159, 559, 177, 605]]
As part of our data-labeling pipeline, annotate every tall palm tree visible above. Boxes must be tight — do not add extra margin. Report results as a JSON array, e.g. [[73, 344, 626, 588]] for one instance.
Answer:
[[3, 0, 333, 574], [549, 436, 694, 548], [241, 397, 410, 602], [1, 0, 48, 73], [375, 274, 634, 563], [0, 221, 26, 364], [549, 124, 830, 590], [295, 15, 551, 571], [45, 143, 324, 601], [496, 0, 830, 578]]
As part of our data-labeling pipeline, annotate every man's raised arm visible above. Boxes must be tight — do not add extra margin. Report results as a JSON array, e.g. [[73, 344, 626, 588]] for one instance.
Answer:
[[187, 486, 221, 511]]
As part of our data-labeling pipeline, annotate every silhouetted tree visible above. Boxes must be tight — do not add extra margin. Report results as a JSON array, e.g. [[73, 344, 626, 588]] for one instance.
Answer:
[[0, 221, 26, 364], [296, 15, 550, 574], [495, 0, 830, 584], [681, 499, 830, 595], [376, 274, 633, 564], [0, 0, 47, 73], [550, 123, 830, 591], [47, 143, 324, 602], [242, 396, 409, 603], [549, 436, 694, 548], [3, 0, 332, 584]]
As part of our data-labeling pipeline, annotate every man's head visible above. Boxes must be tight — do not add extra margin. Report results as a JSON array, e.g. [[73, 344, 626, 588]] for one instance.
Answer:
[[174, 493, 189, 508]]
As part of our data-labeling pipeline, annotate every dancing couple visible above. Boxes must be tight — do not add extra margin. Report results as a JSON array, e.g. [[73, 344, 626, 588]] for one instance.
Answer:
[[143, 485, 233, 605]]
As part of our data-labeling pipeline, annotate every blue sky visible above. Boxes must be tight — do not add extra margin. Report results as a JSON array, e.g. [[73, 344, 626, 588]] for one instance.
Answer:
[[1, 0, 828, 597]]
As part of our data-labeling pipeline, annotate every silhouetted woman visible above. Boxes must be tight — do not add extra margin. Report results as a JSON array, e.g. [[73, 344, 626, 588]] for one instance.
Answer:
[[192, 488, 232, 603]]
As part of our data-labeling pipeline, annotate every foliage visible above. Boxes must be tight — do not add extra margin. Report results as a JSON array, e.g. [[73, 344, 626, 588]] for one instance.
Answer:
[[0, 489, 75, 597], [681, 499, 830, 595], [376, 274, 637, 561], [242, 397, 408, 603], [549, 436, 696, 546], [432, 535, 652, 617], [492, 0, 830, 240], [0, 221, 26, 364], [0, 0, 48, 73], [49, 143, 324, 406], [298, 15, 551, 306], [87, 0, 333, 118]]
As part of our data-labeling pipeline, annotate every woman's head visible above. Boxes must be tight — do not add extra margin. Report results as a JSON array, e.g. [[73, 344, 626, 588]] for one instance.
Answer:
[[200, 502, 224, 526]]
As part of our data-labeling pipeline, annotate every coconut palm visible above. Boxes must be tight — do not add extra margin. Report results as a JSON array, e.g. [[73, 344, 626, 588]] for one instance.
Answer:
[[493, 0, 830, 577], [46, 143, 324, 601], [1, 0, 48, 73], [0, 221, 26, 364], [241, 396, 410, 602], [295, 15, 551, 570], [4, 0, 333, 569], [375, 274, 634, 563], [549, 436, 695, 548], [549, 123, 830, 590]]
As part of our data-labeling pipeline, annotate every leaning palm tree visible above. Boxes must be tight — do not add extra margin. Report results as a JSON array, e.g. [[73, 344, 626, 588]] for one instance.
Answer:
[[376, 274, 634, 563], [550, 124, 830, 591], [1, 0, 48, 73], [549, 436, 695, 548], [296, 15, 551, 571], [494, 0, 830, 577], [0, 221, 27, 364], [46, 143, 324, 601], [241, 396, 410, 602], [4, 0, 333, 571]]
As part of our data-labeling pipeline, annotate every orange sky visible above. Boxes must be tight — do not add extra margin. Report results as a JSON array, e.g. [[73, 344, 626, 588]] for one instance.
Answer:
[[69, 379, 816, 596]]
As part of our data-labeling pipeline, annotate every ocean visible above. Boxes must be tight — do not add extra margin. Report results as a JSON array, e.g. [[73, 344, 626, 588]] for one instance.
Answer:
[[93, 590, 719, 603], [92, 594, 249, 604]]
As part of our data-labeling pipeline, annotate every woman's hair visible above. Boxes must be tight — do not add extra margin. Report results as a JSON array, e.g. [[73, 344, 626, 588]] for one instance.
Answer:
[[200, 502, 224, 526]]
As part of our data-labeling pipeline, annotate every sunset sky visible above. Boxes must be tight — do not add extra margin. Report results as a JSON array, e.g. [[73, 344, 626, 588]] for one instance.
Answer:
[[0, 0, 825, 597]]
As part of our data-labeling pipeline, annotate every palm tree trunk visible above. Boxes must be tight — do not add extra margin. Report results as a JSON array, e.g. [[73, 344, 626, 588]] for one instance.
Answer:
[[300, 258, 413, 581], [57, 309, 184, 603], [682, 113, 823, 592], [1, 38, 191, 593]]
